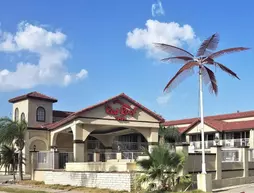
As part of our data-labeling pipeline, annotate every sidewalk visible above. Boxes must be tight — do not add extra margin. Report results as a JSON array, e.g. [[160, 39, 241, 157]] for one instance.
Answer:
[[213, 183, 254, 193]]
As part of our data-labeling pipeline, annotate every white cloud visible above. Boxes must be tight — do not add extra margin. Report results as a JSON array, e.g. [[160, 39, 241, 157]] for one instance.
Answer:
[[126, 20, 200, 59], [156, 94, 171, 105], [76, 69, 88, 79], [0, 22, 88, 91], [151, 0, 165, 17]]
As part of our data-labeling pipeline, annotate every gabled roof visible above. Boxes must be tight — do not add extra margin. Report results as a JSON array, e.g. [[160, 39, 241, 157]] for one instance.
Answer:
[[9, 91, 58, 103], [45, 93, 164, 130]]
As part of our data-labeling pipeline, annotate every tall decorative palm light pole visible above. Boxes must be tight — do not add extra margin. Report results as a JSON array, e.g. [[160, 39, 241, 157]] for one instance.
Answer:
[[199, 65, 206, 173], [154, 33, 249, 174]]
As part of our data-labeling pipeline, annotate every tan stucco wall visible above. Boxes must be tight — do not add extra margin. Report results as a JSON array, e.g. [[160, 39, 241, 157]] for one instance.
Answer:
[[12, 99, 29, 122], [187, 123, 216, 134], [33, 170, 47, 181], [188, 154, 216, 172], [27, 130, 50, 150], [28, 99, 53, 127], [78, 97, 159, 123], [56, 133, 73, 151]]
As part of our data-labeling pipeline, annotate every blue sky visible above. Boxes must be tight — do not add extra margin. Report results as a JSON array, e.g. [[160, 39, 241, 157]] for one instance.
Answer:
[[0, 0, 253, 120]]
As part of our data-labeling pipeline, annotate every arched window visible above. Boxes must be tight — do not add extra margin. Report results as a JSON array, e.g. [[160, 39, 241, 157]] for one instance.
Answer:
[[36, 107, 46, 122], [14, 108, 19, 121], [21, 113, 25, 121]]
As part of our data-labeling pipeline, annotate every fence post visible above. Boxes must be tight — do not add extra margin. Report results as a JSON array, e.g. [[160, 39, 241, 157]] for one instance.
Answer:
[[93, 152, 100, 162], [210, 145, 222, 180], [242, 146, 249, 177], [116, 152, 122, 161], [29, 150, 38, 181], [175, 143, 189, 176], [53, 151, 59, 170]]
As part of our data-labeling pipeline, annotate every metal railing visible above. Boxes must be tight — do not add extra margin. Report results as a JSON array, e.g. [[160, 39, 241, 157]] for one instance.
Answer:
[[104, 152, 117, 161], [121, 152, 144, 160], [112, 141, 148, 151], [221, 148, 241, 162], [189, 140, 215, 149], [36, 151, 54, 169], [189, 138, 249, 150], [87, 140, 104, 150], [87, 152, 94, 162], [59, 152, 73, 169]]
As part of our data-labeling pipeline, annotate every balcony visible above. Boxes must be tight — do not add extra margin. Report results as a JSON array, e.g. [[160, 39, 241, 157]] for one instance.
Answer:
[[189, 138, 249, 152]]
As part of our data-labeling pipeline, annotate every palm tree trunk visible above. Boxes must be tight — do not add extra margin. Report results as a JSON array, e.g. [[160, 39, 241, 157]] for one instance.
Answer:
[[159, 136, 165, 145], [18, 150, 23, 180], [12, 156, 16, 182]]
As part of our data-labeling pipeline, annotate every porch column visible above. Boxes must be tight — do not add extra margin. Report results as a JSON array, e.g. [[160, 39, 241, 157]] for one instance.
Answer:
[[72, 124, 85, 162], [210, 145, 222, 180], [148, 128, 158, 153], [176, 144, 189, 176], [186, 135, 190, 143], [242, 146, 249, 177], [249, 129, 254, 148]]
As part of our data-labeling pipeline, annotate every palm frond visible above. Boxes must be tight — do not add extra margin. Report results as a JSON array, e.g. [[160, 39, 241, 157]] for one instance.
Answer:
[[153, 43, 194, 57], [164, 61, 198, 92], [202, 66, 218, 95], [196, 33, 220, 56], [208, 47, 250, 59], [161, 56, 193, 64], [159, 125, 181, 144], [215, 62, 240, 79]]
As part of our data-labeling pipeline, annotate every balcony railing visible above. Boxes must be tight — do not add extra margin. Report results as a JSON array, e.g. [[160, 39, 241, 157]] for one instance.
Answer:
[[87, 141, 148, 152], [112, 141, 148, 151], [189, 138, 249, 151]]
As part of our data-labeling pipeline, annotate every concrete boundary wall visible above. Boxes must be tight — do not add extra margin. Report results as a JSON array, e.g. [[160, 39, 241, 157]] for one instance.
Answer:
[[213, 176, 254, 189], [39, 170, 134, 192]]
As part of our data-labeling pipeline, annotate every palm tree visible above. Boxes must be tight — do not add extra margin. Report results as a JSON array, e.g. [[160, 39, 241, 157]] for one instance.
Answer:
[[159, 125, 181, 147], [0, 144, 17, 181], [136, 145, 190, 192], [154, 33, 250, 174], [0, 117, 27, 180]]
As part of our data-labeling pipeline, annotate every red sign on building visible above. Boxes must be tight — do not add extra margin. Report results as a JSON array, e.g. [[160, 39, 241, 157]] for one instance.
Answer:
[[105, 99, 138, 121]]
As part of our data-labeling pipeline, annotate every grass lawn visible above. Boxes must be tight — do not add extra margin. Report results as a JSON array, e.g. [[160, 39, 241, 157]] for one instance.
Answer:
[[11, 180, 205, 193], [0, 186, 48, 193]]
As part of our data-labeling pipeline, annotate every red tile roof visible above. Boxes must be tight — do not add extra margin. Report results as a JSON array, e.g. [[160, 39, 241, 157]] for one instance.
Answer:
[[9, 91, 58, 103], [164, 110, 254, 126], [53, 110, 73, 118], [45, 93, 164, 130], [166, 115, 254, 134]]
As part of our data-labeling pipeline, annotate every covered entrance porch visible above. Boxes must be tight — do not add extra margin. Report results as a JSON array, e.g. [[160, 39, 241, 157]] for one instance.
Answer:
[[34, 93, 163, 172], [48, 125, 150, 169]]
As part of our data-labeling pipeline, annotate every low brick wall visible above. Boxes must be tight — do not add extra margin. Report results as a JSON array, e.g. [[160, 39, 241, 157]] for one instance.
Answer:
[[42, 171, 134, 192]]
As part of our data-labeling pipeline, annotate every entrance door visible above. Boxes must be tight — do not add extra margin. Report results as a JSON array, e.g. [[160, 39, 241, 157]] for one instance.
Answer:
[[59, 153, 73, 169]]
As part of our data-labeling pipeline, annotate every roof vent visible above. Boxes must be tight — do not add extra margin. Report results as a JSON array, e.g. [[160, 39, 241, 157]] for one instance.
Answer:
[[237, 110, 240, 113]]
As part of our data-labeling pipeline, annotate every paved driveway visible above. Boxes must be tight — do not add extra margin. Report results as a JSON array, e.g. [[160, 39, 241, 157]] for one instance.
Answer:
[[215, 183, 254, 193]]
